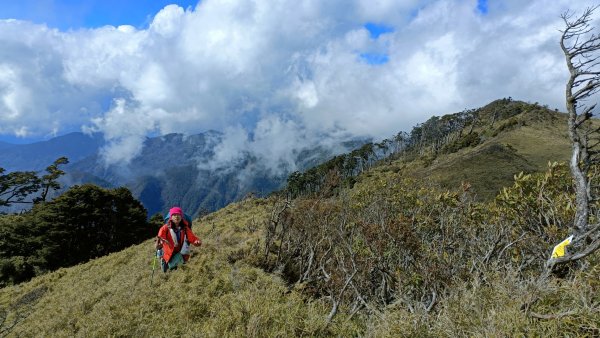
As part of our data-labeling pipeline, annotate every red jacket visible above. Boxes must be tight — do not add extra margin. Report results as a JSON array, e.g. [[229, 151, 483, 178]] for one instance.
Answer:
[[157, 220, 200, 263]]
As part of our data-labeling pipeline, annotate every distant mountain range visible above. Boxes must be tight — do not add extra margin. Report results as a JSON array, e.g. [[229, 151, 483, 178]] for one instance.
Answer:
[[0, 131, 366, 217], [0, 132, 105, 172]]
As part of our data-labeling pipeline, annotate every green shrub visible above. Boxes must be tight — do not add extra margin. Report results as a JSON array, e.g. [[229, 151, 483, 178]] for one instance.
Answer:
[[442, 132, 481, 154]]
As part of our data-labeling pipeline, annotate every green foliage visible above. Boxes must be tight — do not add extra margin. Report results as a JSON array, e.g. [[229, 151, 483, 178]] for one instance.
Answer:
[[28, 184, 151, 270], [0, 256, 36, 286], [0, 169, 40, 207], [284, 99, 566, 201], [0, 157, 69, 206], [441, 131, 481, 154], [493, 162, 584, 272], [0, 184, 151, 286], [148, 212, 165, 229], [36, 157, 69, 203], [0, 162, 598, 336], [0, 197, 361, 337], [262, 176, 487, 316], [491, 117, 520, 136], [258, 160, 598, 329]]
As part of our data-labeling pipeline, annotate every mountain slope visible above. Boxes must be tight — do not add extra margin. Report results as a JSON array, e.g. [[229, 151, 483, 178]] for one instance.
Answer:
[[0, 132, 104, 171], [2, 130, 366, 218], [66, 132, 365, 217], [1, 171, 597, 336], [425, 142, 538, 198], [405, 101, 574, 200], [0, 198, 348, 336]]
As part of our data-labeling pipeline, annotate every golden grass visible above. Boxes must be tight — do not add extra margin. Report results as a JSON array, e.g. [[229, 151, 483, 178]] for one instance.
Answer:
[[494, 124, 570, 169], [425, 142, 537, 199], [2, 190, 598, 337], [366, 263, 600, 337], [0, 197, 362, 337], [372, 111, 573, 201]]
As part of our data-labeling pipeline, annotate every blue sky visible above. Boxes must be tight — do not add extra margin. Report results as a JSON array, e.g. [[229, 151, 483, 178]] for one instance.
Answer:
[[0, 0, 197, 143], [360, 22, 393, 65], [0, 0, 597, 169], [477, 0, 488, 14], [364, 22, 394, 39], [0, 0, 199, 31]]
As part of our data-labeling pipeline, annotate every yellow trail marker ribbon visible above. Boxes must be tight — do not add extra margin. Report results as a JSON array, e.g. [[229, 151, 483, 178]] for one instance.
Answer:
[[551, 235, 574, 258]]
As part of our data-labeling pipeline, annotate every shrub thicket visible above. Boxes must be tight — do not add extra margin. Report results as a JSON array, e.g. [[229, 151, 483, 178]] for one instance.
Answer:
[[258, 162, 597, 328]]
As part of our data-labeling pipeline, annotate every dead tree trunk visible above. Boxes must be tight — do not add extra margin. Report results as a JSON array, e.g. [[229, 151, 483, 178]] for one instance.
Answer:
[[546, 5, 600, 271]]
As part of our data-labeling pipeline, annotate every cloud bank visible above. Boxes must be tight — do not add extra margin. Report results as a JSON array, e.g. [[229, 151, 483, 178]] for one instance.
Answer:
[[0, 0, 597, 172]]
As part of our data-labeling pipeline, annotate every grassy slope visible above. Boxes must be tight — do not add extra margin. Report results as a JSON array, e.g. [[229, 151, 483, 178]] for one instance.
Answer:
[[412, 109, 573, 200], [0, 198, 358, 337]]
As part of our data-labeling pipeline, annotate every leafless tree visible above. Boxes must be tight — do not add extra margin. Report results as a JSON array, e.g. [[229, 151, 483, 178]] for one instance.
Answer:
[[546, 6, 600, 271]]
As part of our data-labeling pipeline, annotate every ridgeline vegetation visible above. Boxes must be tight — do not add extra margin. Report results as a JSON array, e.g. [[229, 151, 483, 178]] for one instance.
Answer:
[[286, 97, 569, 201]]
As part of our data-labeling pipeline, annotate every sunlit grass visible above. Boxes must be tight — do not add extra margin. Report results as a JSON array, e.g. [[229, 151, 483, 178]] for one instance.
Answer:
[[0, 197, 354, 337]]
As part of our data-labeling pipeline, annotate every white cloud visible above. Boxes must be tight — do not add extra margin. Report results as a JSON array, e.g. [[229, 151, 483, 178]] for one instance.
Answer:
[[198, 124, 249, 173], [1, 0, 599, 172], [0, 64, 28, 120], [294, 80, 319, 108], [150, 5, 185, 37], [88, 99, 158, 165], [14, 126, 29, 138]]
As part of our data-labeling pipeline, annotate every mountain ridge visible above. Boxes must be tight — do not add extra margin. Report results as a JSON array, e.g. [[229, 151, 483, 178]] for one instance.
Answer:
[[1, 99, 598, 336], [1, 129, 367, 217], [64, 130, 368, 217], [403, 99, 573, 199], [0, 132, 105, 172]]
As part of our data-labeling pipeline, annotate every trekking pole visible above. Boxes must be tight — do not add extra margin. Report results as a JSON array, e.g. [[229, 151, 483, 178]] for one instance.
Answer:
[[151, 237, 166, 286], [151, 252, 158, 286]]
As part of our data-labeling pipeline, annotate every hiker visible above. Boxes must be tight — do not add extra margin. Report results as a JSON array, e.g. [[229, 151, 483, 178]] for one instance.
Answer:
[[163, 210, 193, 228], [155, 206, 201, 272]]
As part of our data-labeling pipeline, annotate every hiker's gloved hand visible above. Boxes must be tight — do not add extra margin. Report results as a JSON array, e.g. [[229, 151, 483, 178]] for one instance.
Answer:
[[193, 239, 202, 246], [155, 237, 163, 250]]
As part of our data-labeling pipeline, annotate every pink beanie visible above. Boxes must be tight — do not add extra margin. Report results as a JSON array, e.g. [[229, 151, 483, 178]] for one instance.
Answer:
[[169, 206, 183, 216]]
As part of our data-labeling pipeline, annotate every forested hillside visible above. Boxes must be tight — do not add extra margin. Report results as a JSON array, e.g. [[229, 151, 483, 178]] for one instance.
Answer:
[[1, 99, 598, 336]]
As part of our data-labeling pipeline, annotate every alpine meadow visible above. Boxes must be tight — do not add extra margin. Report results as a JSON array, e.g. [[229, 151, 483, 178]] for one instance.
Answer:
[[2, 2, 600, 338]]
